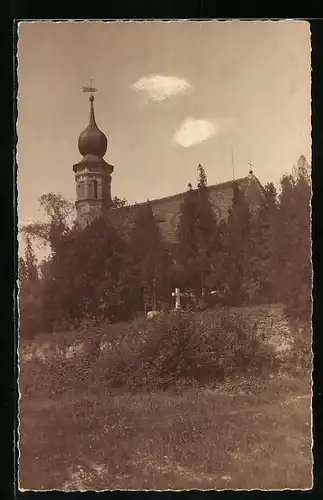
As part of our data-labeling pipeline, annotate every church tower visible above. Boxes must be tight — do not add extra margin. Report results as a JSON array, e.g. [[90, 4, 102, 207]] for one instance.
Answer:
[[73, 90, 114, 226]]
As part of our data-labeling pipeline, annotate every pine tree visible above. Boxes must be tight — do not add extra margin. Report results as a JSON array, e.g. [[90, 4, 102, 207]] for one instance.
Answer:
[[276, 156, 311, 320], [177, 183, 200, 269], [129, 201, 169, 311], [224, 182, 251, 304], [244, 183, 278, 303], [177, 167, 219, 297], [197, 164, 207, 189], [75, 217, 132, 322]]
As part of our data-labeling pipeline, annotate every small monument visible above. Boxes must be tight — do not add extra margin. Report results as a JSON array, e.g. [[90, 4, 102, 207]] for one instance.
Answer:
[[172, 287, 184, 310]]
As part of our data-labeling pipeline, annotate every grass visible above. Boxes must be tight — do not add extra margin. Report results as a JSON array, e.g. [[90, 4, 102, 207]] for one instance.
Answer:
[[18, 308, 313, 490], [19, 376, 312, 491]]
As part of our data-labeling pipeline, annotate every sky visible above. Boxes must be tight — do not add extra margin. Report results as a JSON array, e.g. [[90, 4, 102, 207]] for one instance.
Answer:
[[17, 20, 311, 254]]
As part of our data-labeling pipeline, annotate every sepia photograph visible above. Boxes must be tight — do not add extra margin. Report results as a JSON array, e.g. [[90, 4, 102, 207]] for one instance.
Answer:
[[17, 20, 312, 491]]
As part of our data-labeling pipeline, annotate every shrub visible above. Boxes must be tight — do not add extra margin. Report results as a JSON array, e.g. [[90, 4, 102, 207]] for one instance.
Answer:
[[102, 309, 278, 390]]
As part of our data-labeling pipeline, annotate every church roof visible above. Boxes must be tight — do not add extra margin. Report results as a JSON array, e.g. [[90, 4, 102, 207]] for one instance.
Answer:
[[108, 174, 265, 244], [149, 175, 265, 206]]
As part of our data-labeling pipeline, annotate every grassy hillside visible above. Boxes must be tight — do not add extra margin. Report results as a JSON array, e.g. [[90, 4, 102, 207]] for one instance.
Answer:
[[19, 378, 312, 490], [18, 308, 312, 490]]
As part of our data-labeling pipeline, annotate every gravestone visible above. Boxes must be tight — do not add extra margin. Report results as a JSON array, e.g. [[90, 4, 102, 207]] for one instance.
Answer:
[[172, 288, 185, 310]]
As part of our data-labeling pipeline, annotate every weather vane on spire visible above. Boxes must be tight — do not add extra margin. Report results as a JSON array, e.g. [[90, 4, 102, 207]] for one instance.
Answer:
[[248, 161, 254, 175], [81, 78, 98, 98]]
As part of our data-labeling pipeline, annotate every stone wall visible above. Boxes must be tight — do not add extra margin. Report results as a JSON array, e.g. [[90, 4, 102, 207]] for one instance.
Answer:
[[229, 303, 301, 358], [19, 303, 302, 363]]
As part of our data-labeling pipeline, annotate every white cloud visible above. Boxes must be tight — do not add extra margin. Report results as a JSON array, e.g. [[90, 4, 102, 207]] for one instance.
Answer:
[[131, 75, 191, 102], [174, 117, 236, 148], [174, 117, 217, 147]]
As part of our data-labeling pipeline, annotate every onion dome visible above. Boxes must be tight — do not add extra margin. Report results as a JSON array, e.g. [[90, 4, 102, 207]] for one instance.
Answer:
[[78, 95, 107, 158]]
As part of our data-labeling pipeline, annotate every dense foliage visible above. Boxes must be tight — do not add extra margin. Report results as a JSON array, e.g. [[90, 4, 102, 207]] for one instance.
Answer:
[[18, 237, 41, 338], [177, 165, 219, 296], [101, 309, 278, 390], [18, 156, 311, 337]]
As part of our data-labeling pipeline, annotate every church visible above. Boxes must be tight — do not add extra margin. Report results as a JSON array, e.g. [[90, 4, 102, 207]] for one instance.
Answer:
[[73, 93, 266, 242]]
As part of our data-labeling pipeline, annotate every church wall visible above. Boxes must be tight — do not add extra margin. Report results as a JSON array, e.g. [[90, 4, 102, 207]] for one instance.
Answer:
[[208, 184, 235, 220], [150, 183, 237, 244], [151, 196, 185, 244], [109, 177, 263, 245], [76, 200, 103, 227]]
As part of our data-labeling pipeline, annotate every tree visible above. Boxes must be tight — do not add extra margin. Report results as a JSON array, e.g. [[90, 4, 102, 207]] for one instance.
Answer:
[[177, 166, 219, 297], [40, 215, 133, 329], [128, 201, 170, 312], [24, 236, 39, 282], [243, 183, 278, 303], [21, 193, 75, 256], [111, 196, 128, 210], [197, 163, 207, 189], [18, 239, 41, 339], [276, 156, 311, 320], [177, 183, 200, 271], [223, 182, 251, 304]]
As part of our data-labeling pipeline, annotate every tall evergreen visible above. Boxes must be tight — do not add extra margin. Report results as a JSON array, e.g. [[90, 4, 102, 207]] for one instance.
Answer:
[[177, 165, 218, 296], [276, 156, 311, 320], [224, 182, 251, 304], [129, 201, 170, 311], [197, 163, 207, 189], [177, 183, 200, 268], [243, 183, 278, 303]]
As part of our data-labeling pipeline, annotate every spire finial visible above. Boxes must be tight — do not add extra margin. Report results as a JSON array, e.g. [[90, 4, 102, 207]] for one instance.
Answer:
[[248, 161, 254, 175], [82, 78, 98, 101]]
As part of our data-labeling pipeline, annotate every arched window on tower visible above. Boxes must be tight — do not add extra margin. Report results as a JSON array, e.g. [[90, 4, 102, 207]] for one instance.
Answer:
[[92, 179, 98, 199]]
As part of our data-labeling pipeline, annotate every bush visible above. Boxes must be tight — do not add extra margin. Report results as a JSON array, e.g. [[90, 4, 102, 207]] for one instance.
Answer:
[[102, 309, 278, 390]]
